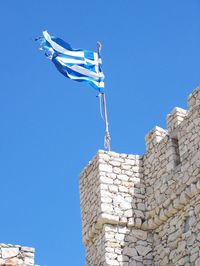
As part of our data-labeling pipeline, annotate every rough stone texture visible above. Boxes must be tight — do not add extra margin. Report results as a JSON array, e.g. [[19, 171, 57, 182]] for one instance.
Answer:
[[80, 86, 200, 265], [0, 244, 34, 265]]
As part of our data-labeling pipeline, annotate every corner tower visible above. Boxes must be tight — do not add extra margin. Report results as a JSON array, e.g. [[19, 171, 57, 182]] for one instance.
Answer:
[[79, 87, 200, 266]]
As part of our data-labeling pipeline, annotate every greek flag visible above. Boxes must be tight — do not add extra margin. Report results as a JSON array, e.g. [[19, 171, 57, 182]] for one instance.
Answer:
[[37, 31, 105, 92]]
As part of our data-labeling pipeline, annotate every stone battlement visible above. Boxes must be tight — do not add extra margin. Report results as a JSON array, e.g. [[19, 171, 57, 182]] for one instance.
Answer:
[[79, 87, 200, 266]]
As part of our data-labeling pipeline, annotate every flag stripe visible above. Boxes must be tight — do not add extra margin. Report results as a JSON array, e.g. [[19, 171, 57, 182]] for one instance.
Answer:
[[53, 59, 104, 88], [57, 56, 85, 65], [43, 31, 85, 58], [38, 31, 105, 92], [70, 65, 102, 79]]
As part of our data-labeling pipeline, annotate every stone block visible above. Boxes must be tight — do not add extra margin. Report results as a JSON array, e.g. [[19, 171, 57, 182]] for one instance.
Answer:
[[1, 248, 19, 259]]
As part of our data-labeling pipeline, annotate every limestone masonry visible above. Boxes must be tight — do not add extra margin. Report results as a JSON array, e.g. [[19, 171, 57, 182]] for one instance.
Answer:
[[0, 244, 34, 266], [79, 87, 200, 266]]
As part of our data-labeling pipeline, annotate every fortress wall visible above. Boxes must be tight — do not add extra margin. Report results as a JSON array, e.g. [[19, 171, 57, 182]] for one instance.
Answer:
[[80, 151, 154, 265], [143, 87, 200, 231], [153, 193, 200, 266], [79, 87, 200, 266]]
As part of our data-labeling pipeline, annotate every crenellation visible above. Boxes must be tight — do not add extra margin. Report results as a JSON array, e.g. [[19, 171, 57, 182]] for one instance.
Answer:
[[167, 107, 187, 136], [80, 86, 200, 265], [145, 126, 168, 152], [188, 86, 200, 109]]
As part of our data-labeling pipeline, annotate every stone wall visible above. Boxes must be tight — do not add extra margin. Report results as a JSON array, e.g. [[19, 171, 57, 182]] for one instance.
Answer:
[[79, 87, 200, 265], [0, 244, 34, 266], [80, 151, 153, 266], [153, 194, 200, 266]]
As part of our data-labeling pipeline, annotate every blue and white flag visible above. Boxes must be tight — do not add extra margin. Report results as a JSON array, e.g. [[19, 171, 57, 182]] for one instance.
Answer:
[[37, 31, 105, 92]]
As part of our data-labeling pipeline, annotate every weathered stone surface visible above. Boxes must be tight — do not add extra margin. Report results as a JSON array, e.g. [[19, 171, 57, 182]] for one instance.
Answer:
[[5, 258, 18, 266], [1, 248, 19, 259], [195, 257, 200, 266], [132, 229, 147, 240], [123, 247, 138, 257], [0, 258, 5, 265], [135, 245, 152, 256], [0, 244, 34, 266], [99, 164, 113, 173]]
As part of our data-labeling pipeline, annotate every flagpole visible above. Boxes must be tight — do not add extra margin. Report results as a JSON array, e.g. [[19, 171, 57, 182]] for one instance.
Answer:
[[97, 42, 111, 152], [102, 92, 111, 151]]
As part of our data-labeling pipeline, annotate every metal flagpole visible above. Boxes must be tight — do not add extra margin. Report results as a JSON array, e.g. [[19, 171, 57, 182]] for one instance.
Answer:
[[97, 42, 111, 152]]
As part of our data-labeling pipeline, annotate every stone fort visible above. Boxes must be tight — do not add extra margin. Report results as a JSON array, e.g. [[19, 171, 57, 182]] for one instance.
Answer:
[[79, 87, 200, 266], [1, 87, 200, 265]]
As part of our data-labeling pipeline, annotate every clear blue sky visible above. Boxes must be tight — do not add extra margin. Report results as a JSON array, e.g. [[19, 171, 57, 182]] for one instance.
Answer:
[[0, 1, 199, 265]]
